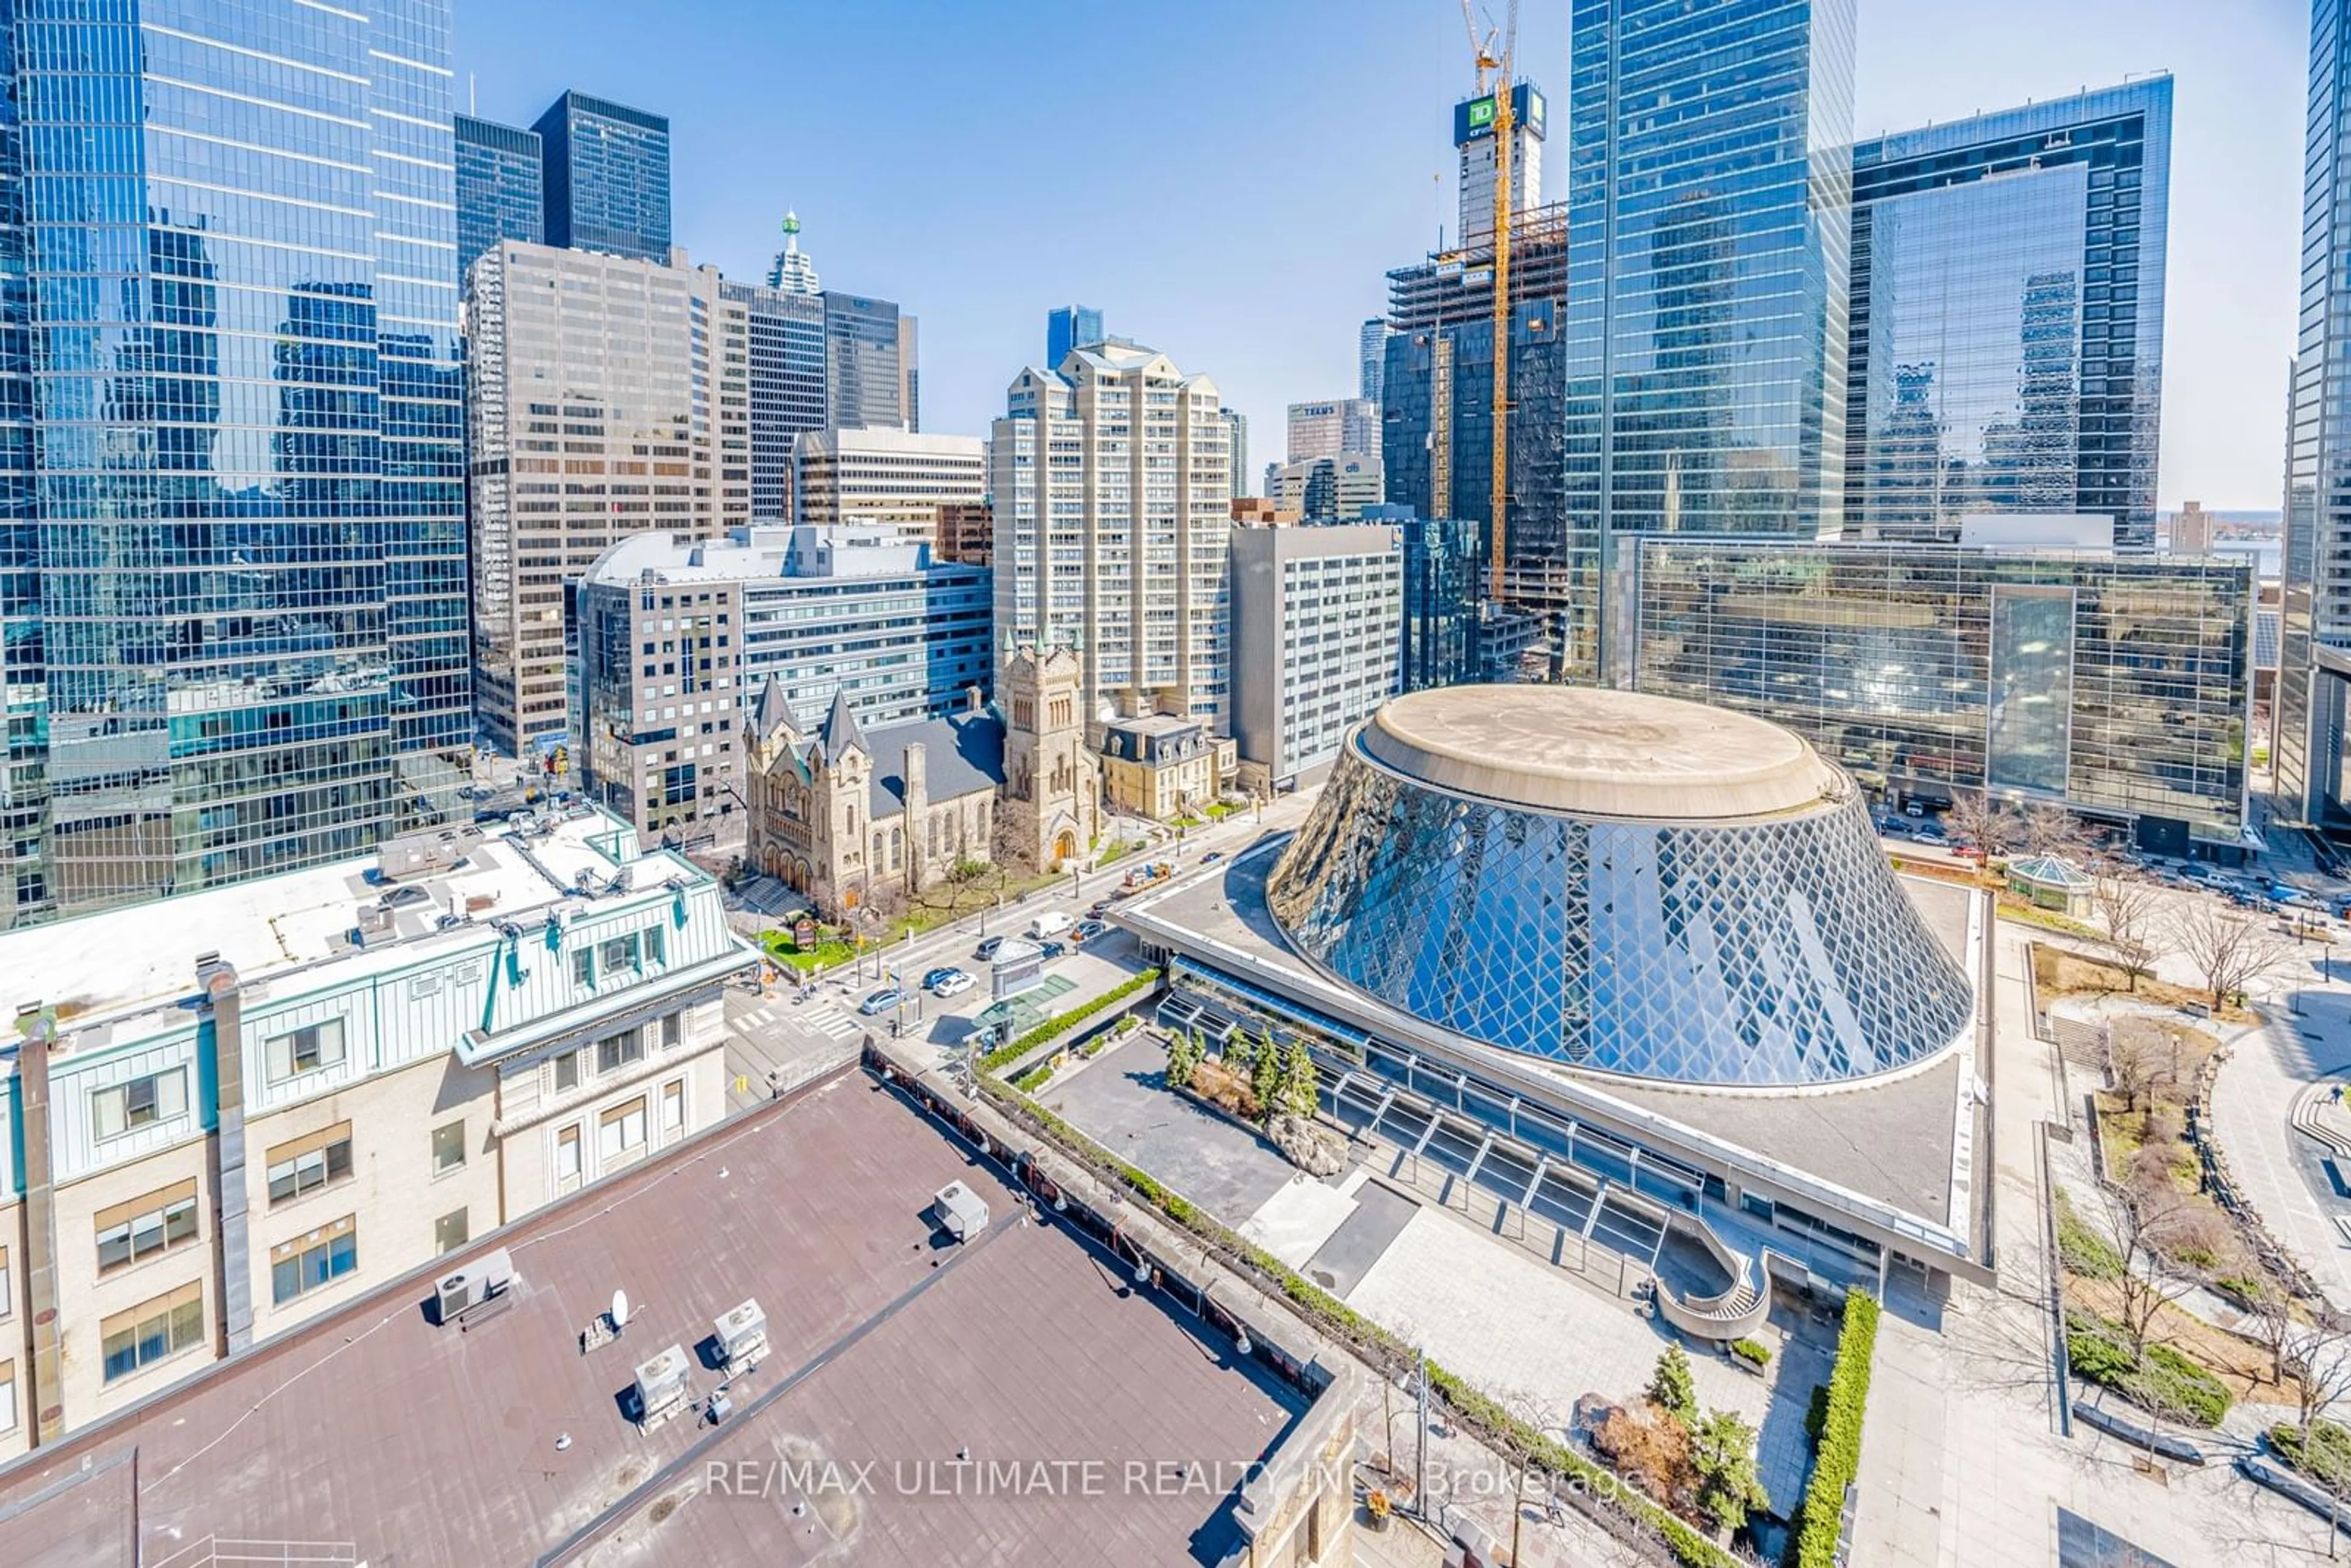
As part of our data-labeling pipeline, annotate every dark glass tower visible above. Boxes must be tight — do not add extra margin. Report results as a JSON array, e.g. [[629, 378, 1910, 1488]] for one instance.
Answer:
[[1845, 81, 2172, 549], [0, 0, 468, 927], [531, 89, 670, 263], [1046, 306, 1103, 367], [722, 280, 827, 522], [454, 113, 542, 282]]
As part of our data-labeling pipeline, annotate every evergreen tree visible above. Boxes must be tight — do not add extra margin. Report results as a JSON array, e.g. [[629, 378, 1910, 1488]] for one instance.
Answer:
[[1689, 1406, 1769, 1537], [1648, 1344, 1698, 1428], [1250, 1032, 1282, 1117], [1165, 1030, 1198, 1089], [1277, 1037, 1319, 1117]]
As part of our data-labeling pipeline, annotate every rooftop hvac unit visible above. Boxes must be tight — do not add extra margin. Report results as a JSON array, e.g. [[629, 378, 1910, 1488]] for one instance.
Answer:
[[433, 1247, 515, 1328], [632, 1343, 692, 1430], [713, 1299, 768, 1371], [932, 1181, 989, 1243]]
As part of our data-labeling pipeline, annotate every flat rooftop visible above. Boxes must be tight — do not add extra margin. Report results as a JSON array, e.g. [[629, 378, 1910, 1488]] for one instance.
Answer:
[[0, 1071, 1302, 1567], [1126, 841, 1978, 1239], [1362, 685, 1842, 820], [0, 809, 678, 1034]]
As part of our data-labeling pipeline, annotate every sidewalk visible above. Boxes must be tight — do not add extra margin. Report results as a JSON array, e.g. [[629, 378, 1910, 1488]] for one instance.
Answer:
[[2209, 992, 2351, 1316]]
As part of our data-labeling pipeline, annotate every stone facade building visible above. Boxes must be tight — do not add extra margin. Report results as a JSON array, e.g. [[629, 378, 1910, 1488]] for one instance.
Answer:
[[747, 648, 1101, 917]]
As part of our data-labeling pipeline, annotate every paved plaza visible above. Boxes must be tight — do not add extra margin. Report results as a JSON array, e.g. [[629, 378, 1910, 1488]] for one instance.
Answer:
[[2210, 985, 2351, 1316]]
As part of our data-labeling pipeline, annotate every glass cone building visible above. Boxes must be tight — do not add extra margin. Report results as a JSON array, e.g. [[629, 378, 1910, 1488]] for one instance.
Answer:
[[1264, 688, 1973, 1087], [1844, 80, 2172, 549], [0, 0, 470, 926]]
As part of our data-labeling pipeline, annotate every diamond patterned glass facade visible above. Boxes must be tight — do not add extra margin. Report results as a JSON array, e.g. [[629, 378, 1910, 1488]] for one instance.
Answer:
[[1267, 735, 1971, 1086]]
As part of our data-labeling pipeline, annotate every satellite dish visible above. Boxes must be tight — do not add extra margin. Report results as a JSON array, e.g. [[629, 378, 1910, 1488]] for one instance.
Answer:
[[611, 1288, 629, 1328]]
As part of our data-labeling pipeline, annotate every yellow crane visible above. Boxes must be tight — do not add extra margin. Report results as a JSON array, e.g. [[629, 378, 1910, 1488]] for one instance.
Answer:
[[1460, 0, 1519, 604]]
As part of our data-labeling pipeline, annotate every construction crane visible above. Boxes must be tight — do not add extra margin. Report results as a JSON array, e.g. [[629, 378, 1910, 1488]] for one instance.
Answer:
[[1460, 0, 1519, 604]]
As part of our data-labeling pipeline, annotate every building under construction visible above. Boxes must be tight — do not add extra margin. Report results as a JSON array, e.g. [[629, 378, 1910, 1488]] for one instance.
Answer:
[[1381, 192, 1586, 681]]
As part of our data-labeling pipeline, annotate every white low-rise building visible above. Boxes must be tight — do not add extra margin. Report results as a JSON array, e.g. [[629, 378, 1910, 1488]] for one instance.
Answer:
[[0, 808, 757, 1458]]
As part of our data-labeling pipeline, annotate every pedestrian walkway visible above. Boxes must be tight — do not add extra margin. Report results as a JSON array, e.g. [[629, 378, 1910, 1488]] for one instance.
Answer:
[[2210, 996, 2351, 1316]]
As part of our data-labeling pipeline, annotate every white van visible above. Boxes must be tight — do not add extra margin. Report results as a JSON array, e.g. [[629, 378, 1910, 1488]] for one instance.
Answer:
[[1026, 911, 1073, 941]]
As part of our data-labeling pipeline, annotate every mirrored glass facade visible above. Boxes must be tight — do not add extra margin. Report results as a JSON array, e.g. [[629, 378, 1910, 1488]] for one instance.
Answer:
[[454, 114, 541, 283], [723, 280, 825, 522], [1630, 539, 2252, 848], [1561, 0, 1858, 678], [531, 90, 669, 264], [1267, 734, 1971, 1086], [0, 0, 467, 928], [1845, 81, 2171, 549]]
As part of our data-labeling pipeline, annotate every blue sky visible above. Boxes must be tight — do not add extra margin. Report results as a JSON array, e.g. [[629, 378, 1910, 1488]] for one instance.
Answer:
[[456, 0, 2309, 511]]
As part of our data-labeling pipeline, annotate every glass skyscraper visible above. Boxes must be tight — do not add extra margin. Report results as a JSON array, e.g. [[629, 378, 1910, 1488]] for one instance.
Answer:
[[2280, 0, 2351, 828], [454, 113, 542, 282], [1562, 0, 1858, 680], [825, 293, 909, 430], [531, 90, 670, 263], [0, 0, 468, 926], [1046, 305, 1104, 367], [724, 282, 827, 522], [1845, 81, 2172, 550]]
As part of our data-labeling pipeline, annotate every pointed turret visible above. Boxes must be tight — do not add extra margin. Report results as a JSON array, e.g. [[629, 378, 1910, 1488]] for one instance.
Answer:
[[752, 673, 795, 740], [817, 687, 867, 762]]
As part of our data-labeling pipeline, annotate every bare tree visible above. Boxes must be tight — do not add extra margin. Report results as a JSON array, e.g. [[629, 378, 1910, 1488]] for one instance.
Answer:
[[2090, 1177, 2206, 1352], [2023, 802, 2091, 860], [2246, 1281, 2300, 1389], [1944, 789, 2025, 854], [2105, 1018, 2187, 1114], [2289, 1319, 2351, 1439], [2091, 871, 2162, 991], [1496, 1386, 1572, 1568], [2165, 900, 2293, 1012]]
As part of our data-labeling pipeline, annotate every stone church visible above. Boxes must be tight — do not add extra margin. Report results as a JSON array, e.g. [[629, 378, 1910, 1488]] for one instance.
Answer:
[[746, 646, 1102, 919]]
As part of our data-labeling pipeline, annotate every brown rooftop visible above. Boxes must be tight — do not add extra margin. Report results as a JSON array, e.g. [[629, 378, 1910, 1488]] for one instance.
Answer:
[[0, 1075, 1303, 1567]]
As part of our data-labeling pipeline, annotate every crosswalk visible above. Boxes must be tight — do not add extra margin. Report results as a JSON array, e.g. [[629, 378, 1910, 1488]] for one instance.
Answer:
[[801, 999, 862, 1044]]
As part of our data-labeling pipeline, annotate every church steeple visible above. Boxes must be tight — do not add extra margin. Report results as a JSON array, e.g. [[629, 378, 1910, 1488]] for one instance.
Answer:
[[767, 209, 820, 295], [817, 686, 866, 762]]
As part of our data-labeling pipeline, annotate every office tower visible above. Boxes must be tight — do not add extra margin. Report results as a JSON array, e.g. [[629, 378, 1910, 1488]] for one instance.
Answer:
[[1230, 521, 1403, 790], [992, 343, 1232, 732], [532, 90, 671, 263], [936, 501, 994, 567], [1286, 399, 1381, 464], [455, 114, 543, 281], [1266, 454, 1384, 521], [467, 242, 749, 754], [1553, 0, 1857, 680], [1360, 318, 1394, 403], [789, 429, 985, 542], [1222, 408, 1250, 497], [768, 210, 821, 293], [824, 293, 910, 429], [723, 280, 827, 520], [1845, 80, 2172, 549], [579, 526, 991, 839], [1456, 83, 1545, 250], [0, 0, 469, 928], [1047, 306, 1106, 367], [900, 315, 921, 432], [1631, 536, 2252, 853]]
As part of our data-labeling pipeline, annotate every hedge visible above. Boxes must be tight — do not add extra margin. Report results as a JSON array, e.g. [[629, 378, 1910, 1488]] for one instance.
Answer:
[[2054, 1191, 2123, 1281], [1793, 1288, 1880, 1568], [975, 967, 1163, 1075], [972, 1073, 1739, 1568]]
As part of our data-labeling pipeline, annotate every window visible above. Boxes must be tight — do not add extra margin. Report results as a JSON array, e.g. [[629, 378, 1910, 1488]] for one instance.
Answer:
[[91, 1068, 189, 1139], [661, 1011, 683, 1050], [435, 1209, 470, 1255], [0, 1245, 9, 1322], [431, 1121, 467, 1174], [100, 1282, 206, 1383], [0, 1358, 13, 1435], [596, 1028, 644, 1075], [269, 1218, 359, 1305], [265, 1124, 353, 1206], [263, 1020, 346, 1083], [645, 926, 666, 964], [572, 947, 594, 987], [96, 1182, 201, 1274], [554, 1049, 583, 1092], [599, 932, 640, 973], [599, 1097, 648, 1164], [662, 1078, 685, 1134], [556, 1123, 583, 1181]]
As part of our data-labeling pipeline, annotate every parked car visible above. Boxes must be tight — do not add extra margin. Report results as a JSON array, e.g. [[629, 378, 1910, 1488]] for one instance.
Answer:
[[929, 969, 976, 999], [1201, 851, 1224, 865], [857, 987, 906, 1016], [1087, 900, 1116, 919], [1026, 910, 1073, 941], [1071, 918, 1108, 943], [1038, 940, 1068, 961], [921, 967, 961, 991], [975, 936, 1007, 961]]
